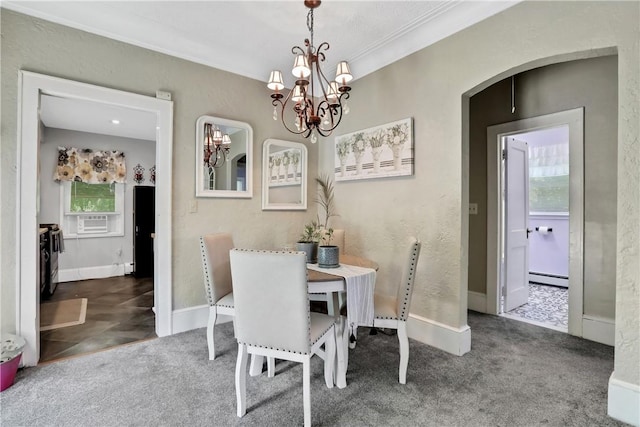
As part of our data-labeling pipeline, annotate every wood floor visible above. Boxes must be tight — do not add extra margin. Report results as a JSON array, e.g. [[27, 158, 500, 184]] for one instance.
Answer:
[[39, 275, 156, 364]]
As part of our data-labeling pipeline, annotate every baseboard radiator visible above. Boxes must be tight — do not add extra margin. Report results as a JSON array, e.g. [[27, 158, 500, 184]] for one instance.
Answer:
[[528, 272, 568, 288]]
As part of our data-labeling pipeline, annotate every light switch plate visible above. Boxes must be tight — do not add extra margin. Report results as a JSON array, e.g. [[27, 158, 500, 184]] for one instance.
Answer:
[[156, 90, 172, 101]]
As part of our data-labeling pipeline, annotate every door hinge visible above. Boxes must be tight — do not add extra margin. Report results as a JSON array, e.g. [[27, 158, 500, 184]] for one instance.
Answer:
[[502, 149, 507, 160]]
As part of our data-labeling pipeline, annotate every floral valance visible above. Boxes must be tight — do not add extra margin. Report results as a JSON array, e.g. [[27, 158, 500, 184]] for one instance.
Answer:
[[54, 147, 126, 183]]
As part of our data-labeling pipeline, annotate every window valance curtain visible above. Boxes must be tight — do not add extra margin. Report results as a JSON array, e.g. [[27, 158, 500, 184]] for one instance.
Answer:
[[54, 147, 126, 184], [528, 143, 569, 178]]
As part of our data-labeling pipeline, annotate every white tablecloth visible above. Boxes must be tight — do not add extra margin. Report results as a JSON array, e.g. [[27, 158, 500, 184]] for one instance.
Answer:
[[307, 263, 377, 328]]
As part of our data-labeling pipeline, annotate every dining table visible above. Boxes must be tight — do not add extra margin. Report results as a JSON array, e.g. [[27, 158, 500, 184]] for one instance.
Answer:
[[307, 254, 378, 389]]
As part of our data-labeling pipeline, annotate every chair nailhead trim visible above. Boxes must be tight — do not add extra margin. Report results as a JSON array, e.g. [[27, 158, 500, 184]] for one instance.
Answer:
[[399, 242, 420, 320], [199, 237, 215, 306]]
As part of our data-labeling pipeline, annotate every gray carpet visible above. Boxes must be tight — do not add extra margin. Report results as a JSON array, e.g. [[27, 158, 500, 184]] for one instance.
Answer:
[[0, 311, 622, 426]]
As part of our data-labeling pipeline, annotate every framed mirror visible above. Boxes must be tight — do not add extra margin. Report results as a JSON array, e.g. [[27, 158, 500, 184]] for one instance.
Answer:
[[262, 139, 307, 210], [195, 115, 253, 198]]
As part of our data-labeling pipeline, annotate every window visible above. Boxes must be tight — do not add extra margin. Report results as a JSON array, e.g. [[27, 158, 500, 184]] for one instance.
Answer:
[[70, 182, 115, 212], [529, 175, 569, 212], [529, 142, 569, 213], [60, 182, 124, 238]]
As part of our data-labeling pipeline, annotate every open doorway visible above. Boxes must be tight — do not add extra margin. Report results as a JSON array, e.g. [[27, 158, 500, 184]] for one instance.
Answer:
[[37, 95, 158, 362], [486, 108, 584, 337], [17, 71, 173, 366], [499, 127, 570, 332]]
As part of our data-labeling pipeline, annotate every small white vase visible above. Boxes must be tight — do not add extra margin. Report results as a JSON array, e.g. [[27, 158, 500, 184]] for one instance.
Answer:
[[372, 146, 383, 173], [392, 145, 403, 170], [339, 157, 347, 177], [354, 152, 364, 175]]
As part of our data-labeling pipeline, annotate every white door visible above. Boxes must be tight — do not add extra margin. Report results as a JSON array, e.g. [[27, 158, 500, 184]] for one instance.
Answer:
[[503, 137, 530, 312]]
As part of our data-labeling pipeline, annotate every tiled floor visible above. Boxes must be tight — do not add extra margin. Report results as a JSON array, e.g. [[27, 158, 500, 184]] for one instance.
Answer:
[[504, 283, 568, 332], [39, 275, 156, 364]]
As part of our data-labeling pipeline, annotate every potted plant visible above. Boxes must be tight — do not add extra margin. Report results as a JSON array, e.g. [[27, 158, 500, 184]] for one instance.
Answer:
[[315, 174, 340, 268], [296, 220, 322, 263]]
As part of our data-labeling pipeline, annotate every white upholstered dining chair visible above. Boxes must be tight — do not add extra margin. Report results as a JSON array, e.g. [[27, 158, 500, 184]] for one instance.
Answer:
[[230, 249, 335, 427], [199, 233, 235, 360], [372, 236, 421, 384]]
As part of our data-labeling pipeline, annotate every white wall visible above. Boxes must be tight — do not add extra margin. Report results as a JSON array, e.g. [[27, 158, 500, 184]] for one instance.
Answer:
[[39, 127, 155, 275]]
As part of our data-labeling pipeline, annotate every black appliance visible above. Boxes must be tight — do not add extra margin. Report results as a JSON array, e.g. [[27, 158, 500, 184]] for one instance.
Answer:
[[39, 223, 62, 298], [39, 229, 48, 296], [133, 186, 155, 278]]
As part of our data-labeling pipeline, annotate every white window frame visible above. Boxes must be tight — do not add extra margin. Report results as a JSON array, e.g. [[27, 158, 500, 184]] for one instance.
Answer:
[[59, 181, 125, 238]]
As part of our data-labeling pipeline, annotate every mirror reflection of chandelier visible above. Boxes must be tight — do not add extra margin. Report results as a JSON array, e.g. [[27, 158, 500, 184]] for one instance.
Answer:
[[267, 0, 353, 144], [203, 122, 231, 168]]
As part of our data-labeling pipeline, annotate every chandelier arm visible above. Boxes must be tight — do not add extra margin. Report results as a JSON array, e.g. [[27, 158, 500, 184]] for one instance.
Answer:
[[303, 125, 313, 139], [292, 45, 306, 56], [213, 148, 227, 168], [272, 97, 308, 135], [315, 42, 329, 63], [315, 100, 343, 136], [312, 57, 333, 101], [210, 151, 221, 168], [339, 91, 350, 101]]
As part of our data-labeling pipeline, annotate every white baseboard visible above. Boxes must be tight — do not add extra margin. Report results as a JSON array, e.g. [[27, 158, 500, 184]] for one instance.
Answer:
[[59, 264, 126, 282], [468, 291, 487, 313], [528, 272, 568, 287], [407, 313, 471, 356], [608, 372, 640, 426], [583, 315, 615, 346], [171, 304, 232, 335]]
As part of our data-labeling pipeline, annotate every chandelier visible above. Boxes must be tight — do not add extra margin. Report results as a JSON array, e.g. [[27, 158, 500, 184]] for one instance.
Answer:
[[267, 0, 353, 144], [203, 122, 231, 168]]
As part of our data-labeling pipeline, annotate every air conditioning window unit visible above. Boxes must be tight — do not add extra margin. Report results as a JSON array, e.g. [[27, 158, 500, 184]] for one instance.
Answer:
[[78, 215, 108, 234]]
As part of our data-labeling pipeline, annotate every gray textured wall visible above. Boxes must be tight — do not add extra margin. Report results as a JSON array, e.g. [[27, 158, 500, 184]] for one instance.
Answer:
[[468, 56, 618, 320]]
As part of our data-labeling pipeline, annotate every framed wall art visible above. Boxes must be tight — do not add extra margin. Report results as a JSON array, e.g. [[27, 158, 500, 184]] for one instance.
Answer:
[[334, 117, 413, 182]]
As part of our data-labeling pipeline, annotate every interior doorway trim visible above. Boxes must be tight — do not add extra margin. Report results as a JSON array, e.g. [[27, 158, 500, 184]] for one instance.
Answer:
[[17, 71, 174, 366], [486, 108, 584, 336]]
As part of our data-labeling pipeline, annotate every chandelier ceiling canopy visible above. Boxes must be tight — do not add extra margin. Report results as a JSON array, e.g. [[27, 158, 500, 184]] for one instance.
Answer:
[[267, 0, 353, 143]]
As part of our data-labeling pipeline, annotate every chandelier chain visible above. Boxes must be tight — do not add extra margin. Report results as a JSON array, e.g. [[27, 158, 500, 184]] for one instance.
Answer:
[[307, 8, 314, 48]]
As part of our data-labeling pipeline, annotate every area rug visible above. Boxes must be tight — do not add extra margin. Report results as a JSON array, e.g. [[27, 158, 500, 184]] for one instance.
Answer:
[[40, 298, 88, 331]]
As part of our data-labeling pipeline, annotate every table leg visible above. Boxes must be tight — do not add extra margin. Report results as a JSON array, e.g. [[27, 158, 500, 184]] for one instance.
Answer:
[[334, 315, 349, 389], [326, 296, 335, 317], [249, 355, 264, 376]]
